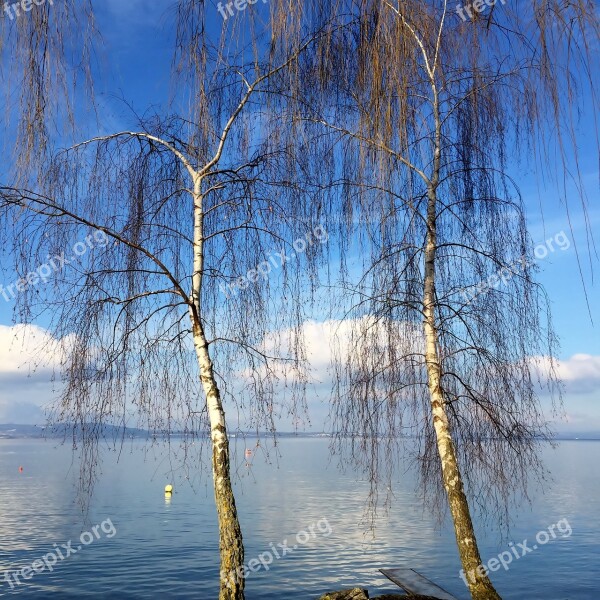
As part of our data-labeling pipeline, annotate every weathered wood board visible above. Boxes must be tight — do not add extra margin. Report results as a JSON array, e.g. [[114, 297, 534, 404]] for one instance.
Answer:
[[379, 568, 459, 600]]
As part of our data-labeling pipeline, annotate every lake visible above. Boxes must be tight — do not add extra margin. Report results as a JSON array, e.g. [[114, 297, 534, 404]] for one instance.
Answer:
[[0, 437, 598, 599]]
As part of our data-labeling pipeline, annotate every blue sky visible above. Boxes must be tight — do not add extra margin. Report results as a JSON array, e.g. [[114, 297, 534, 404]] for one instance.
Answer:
[[0, 0, 598, 432]]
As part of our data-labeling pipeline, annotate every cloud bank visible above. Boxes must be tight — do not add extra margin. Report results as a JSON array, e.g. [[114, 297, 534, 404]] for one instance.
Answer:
[[0, 321, 598, 431]]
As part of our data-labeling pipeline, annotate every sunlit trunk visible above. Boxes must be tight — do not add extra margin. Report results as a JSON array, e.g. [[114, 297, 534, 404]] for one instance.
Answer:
[[192, 325, 245, 600], [423, 185, 501, 600], [191, 175, 245, 600]]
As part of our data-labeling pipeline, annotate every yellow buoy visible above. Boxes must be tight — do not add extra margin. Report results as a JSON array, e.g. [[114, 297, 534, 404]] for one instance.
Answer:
[[164, 484, 173, 494]]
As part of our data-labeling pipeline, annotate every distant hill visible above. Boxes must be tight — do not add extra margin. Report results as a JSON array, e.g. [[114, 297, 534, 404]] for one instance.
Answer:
[[1, 424, 597, 441], [0, 424, 44, 439], [0, 423, 150, 440], [0, 424, 333, 440]]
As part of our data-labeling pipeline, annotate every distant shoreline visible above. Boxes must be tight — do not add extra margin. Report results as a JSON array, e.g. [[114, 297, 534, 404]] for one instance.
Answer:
[[1, 424, 599, 441]]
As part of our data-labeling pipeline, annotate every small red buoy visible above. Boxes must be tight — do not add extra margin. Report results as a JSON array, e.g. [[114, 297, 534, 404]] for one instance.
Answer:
[[18, 466, 23, 473]]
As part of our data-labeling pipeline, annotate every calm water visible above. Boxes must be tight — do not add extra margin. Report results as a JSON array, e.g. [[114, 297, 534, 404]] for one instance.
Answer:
[[0, 438, 598, 599]]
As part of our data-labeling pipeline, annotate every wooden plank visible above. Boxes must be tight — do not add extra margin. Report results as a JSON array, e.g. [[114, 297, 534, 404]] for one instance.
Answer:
[[379, 568, 459, 600]]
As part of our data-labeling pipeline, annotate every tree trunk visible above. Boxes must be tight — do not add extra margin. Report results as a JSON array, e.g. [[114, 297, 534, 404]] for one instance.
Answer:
[[193, 324, 245, 600], [422, 186, 502, 600], [191, 175, 245, 599]]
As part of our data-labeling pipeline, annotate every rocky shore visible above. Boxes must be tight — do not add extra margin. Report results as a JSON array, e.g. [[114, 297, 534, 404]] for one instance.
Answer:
[[318, 588, 444, 600]]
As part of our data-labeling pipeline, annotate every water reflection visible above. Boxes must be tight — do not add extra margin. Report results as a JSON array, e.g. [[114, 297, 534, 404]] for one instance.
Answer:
[[0, 438, 598, 599]]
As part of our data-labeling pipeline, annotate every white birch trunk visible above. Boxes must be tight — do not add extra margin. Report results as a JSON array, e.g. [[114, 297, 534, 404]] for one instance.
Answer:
[[191, 175, 245, 600], [423, 185, 501, 600]]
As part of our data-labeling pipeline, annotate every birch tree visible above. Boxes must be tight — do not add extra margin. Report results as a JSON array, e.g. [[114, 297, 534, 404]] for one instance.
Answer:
[[0, 3, 332, 598], [272, 1, 598, 598], [1, 27, 325, 600]]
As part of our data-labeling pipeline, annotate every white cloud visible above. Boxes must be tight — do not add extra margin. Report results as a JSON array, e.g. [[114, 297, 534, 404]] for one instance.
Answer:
[[254, 325, 600, 432], [2, 319, 599, 431], [538, 353, 600, 393], [0, 323, 64, 375], [531, 353, 600, 396], [0, 324, 67, 424], [556, 353, 600, 394]]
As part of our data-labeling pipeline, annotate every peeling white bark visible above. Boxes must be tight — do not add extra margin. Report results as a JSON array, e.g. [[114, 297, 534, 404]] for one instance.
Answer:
[[424, 186, 501, 600], [190, 175, 245, 600]]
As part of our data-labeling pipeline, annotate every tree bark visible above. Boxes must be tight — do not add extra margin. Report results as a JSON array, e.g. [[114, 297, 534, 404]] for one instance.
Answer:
[[423, 186, 501, 600], [191, 175, 245, 600], [193, 324, 245, 600]]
